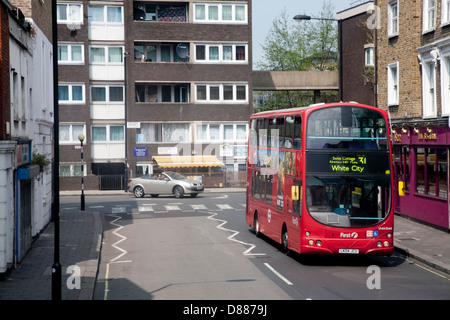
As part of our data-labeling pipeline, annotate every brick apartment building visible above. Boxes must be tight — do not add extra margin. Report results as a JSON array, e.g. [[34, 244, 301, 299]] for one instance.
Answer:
[[58, 0, 252, 190], [338, 1, 376, 107], [377, 0, 450, 230]]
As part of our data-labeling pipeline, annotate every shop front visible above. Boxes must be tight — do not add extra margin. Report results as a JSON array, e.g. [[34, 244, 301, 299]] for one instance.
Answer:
[[392, 121, 449, 230]]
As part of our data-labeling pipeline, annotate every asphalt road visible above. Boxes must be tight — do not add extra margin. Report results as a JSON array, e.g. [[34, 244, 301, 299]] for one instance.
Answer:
[[61, 192, 450, 301]]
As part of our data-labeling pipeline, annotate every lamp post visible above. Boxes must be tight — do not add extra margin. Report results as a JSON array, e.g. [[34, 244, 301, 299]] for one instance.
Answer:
[[293, 14, 343, 101], [78, 133, 85, 211]]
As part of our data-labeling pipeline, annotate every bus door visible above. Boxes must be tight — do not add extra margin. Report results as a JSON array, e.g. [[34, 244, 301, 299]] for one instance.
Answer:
[[285, 177, 302, 249]]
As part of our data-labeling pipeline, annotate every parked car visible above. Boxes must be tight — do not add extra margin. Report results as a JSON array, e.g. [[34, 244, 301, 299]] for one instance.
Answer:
[[128, 171, 204, 198]]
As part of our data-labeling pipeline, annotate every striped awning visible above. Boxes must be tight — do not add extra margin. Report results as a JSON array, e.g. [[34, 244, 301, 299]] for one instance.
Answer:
[[153, 156, 223, 168]]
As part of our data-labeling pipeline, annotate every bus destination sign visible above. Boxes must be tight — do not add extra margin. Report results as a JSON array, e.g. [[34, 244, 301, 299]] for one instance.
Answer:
[[329, 155, 367, 173]]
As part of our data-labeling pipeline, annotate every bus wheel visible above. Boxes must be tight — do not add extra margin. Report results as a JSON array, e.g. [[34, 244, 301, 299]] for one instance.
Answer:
[[281, 227, 289, 254], [254, 213, 260, 237]]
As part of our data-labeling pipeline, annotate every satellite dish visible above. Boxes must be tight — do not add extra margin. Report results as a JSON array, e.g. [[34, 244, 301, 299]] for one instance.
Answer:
[[176, 43, 189, 59]]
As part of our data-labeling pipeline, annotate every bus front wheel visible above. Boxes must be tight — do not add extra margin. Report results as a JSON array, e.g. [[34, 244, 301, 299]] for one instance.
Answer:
[[254, 213, 260, 237]]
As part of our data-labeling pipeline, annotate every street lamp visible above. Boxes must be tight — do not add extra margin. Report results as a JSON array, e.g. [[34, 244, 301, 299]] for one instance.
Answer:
[[293, 14, 343, 101], [78, 133, 85, 211]]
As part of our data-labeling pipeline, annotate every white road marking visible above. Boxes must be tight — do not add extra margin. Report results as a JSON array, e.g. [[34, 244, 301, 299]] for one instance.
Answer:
[[216, 204, 234, 210], [204, 211, 265, 256], [264, 263, 293, 286]]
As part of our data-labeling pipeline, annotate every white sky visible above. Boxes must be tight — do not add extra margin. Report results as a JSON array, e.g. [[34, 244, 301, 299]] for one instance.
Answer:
[[252, 0, 356, 69]]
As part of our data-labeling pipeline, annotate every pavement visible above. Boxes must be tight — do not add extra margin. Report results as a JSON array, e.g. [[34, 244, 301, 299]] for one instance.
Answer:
[[0, 188, 449, 300]]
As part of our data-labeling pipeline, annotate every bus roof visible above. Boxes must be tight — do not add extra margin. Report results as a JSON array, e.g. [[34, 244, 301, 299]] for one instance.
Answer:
[[251, 102, 377, 118]]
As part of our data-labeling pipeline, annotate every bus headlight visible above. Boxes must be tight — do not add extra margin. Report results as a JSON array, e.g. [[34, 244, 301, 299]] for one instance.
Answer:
[[383, 241, 390, 247], [308, 240, 314, 246], [376, 241, 382, 248], [315, 240, 322, 247]]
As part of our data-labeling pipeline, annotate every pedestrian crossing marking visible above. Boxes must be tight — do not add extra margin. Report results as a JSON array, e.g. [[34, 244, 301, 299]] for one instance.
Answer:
[[191, 204, 208, 210], [216, 204, 234, 210]]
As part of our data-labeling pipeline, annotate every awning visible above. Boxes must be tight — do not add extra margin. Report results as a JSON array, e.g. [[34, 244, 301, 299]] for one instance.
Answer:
[[154, 156, 223, 168]]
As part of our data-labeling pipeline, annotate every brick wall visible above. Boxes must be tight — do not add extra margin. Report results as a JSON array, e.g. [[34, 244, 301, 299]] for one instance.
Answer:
[[376, 0, 423, 120], [0, 3, 11, 140]]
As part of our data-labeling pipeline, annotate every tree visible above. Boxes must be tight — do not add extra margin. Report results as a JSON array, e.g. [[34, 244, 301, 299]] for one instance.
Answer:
[[255, 1, 338, 111]]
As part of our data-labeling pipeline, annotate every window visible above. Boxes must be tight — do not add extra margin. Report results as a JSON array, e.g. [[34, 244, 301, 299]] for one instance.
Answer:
[[442, 55, 450, 115], [57, 3, 82, 24], [423, 0, 436, 32], [443, 0, 450, 25], [387, 62, 399, 106], [60, 163, 87, 177], [394, 146, 410, 193], [58, 44, 83, 64], [194, 3, 247, 23], [88, 5, 123, 23], [422, 60, 437, 118], [133, 3, 187, 22], [416, 148, 447, 198], [134, 43, 186, 62], [91, 85, 124, 103], [137, 123, 190, 143], [92, 125, 124, 142], [59, 124, 85, 144], [194, 44, 248, 63], [135, 84, 189, 103], [195, 84, 248, 103], [364, 46, 374, 66], [90, 46, 123, 64], [58, 84, 85, 104], [195, 123, 247, 142], [388, 0, 398, 37]]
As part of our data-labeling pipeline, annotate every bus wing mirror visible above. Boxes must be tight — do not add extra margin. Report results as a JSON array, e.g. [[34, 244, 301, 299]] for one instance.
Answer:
[[398, 181, 405, 196], [292, 186, 299, 201]]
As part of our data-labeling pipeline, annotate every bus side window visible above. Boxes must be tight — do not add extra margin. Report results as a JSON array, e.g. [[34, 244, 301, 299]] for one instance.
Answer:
[[268, 117, 276, 148], [277, 117, 285, 148], [284, 116, 294, 149], [293, 115, 302, 150], [250, 119, 257, 146]]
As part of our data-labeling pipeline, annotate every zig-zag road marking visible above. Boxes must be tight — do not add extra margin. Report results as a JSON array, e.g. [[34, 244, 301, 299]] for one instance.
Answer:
[[202, 211, 265, 256], [108, 214, 131, 263]]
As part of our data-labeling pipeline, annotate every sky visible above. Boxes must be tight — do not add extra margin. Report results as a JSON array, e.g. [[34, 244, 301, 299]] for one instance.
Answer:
[[252, 0, 357, 69]]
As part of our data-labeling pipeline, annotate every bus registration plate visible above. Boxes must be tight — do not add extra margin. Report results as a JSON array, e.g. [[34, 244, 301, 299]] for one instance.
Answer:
[[339, 249, 359, 254]]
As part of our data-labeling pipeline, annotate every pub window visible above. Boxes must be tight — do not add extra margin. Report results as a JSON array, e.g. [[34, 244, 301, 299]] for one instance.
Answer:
[[416, 148, 447, 198]]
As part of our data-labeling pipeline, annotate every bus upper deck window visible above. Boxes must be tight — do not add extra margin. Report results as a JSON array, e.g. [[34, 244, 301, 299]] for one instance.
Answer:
[[293, 115, 302, 149]]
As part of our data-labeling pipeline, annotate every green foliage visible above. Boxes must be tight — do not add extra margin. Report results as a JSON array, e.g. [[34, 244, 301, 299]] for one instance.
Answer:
[[32, 152, 50, 173]]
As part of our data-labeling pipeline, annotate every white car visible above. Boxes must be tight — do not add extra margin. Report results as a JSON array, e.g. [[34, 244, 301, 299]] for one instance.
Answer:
[[128, 171, 204, 198]]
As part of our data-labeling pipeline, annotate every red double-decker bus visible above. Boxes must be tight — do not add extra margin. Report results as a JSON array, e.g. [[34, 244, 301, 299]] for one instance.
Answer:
[[246, 102, 394, 255]]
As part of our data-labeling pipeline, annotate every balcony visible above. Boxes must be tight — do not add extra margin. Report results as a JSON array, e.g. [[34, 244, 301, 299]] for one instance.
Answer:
[[133, 2, 188, 22]]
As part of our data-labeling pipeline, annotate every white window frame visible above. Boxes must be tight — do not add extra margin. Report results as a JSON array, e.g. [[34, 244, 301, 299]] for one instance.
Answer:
[[387, 62, 399, 106], [57, 43, 84, 64], [91, 85, 124, 104], [195, 123, 248, 143], [194, 44, 248, 63], [423, 0, 436, 33], [442, 0, 450, 26], [89, 45, 124, 64], [388, 0, 398, 37], [421, 57, 437, 118], [57, 3, 83, 24], [136, 123, 191, 143], [59, 163, 87, 177], [194, 3, 248, 24], [88, 5, 123, 24], [58, 83, 85, 104], [195, 84, 248, 103], [59, 124, 86, 144], [364, 46, 374, 66], [440, 50, 450, 116], [91, 125, 125, 143]]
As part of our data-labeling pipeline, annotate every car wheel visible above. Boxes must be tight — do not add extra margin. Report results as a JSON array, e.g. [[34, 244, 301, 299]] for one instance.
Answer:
[[134, 186, 145, 198], [254, 213, 260, 237], [173, 186, 184, 198], [281, 227, 289, 254]]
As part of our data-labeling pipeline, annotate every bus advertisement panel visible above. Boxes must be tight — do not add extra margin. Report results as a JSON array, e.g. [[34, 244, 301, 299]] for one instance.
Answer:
[[246, 102, 395, 256]]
